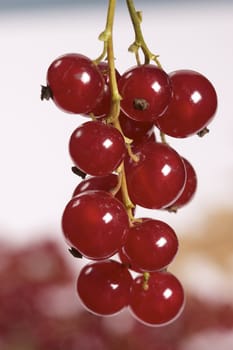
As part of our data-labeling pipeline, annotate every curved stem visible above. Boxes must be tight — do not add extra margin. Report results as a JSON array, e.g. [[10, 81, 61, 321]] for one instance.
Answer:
[[100, 0, 121, 122], [126, 143, 139, 162], [120, 163, 136, 223], [93, 41, 107, 64], [110, 167, 123, 196], [126, 0, 162, 67]]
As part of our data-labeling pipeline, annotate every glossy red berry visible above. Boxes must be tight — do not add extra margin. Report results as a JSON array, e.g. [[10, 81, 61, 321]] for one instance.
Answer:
[[69, 121, 126, 176], [129, 271, 185, 326], [123, 219, 178, 272], [125, 142, 186, 209], [47, 53, 104, 114], [72, 174, 136, 215], [167, 157, 197, 210], [118, 248, 141, 273], [73, 173, 118, 197], [156, 69, 218, 137], [77, 260, 133, 316], [62, 190, 129, 260], [91, 61, 121, 118], [119, 64, 172, 122], [119, 111, 155, 144]]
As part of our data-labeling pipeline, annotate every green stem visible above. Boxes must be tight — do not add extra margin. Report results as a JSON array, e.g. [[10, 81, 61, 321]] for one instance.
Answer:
[[126, 0, 162, 67], [96, 0, 136, 222], [102, 0, 121, 121], [93, 41, 107, 64], [143, 272, 150, 290], [160, 131, 168, 144]]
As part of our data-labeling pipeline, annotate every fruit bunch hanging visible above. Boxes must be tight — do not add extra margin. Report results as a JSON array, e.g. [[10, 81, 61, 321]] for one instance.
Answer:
[[41, 0, 217, 327]]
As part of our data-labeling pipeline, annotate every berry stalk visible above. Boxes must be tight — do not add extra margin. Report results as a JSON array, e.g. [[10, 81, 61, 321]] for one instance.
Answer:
[[97, 0, 136, 222], [97, 0, 121, 122], [126, 0, 162, 67]]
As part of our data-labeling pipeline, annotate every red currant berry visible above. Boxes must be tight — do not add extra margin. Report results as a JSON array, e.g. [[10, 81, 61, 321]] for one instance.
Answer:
[[47, 53, 104, 114], [167, 157, 197, 210], [69, 121, 126, 176], [72, 174, 136, 215], [123, 219, 178, 272], [77, 260, 133, 316], [119, 111, 155, 144], [125, 142, 186, 209], [91, 62, 121, 118], [156, 70, 218, 137], [129, 271, 185, 326], [72, 173, 118, 197], [62, 190, 129, 260], [119, 64, 172, 122], [118, 247, 142, 273]]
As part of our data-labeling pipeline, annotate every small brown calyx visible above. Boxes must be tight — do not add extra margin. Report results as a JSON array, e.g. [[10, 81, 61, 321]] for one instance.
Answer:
[[71, 166, 87, 179], [68, 247, 83, 259], [133, 98, 149, 111], [40, 85, 53, 101], [197, 127, 209, 137], [167, 205, 178, 213]]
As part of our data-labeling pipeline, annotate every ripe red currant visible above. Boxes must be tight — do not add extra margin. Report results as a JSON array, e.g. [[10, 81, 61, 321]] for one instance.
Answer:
[[167, 157, 197, 210], [123, 219, 178, 272], [72, 174, 136, 216], [77, 260, 133, 316], [156, 69, 218, 137], [46, 53, 104, 114], [69, 121, 126, 176], [125, 141, 186, 209], [62, 190, 129, 260], [118, 247, 141, 273], [119, 111, 155, 144], [73, 173, 118, 197], [119, 64, 172, 122], [129, 271, 185, 326]]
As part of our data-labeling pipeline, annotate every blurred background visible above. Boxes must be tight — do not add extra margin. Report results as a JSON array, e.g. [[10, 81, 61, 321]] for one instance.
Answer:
[[0, 0, 232, 349]]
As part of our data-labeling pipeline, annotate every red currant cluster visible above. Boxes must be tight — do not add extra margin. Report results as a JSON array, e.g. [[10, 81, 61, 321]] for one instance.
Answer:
[[41, 1, 217, 327]]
